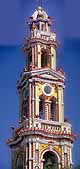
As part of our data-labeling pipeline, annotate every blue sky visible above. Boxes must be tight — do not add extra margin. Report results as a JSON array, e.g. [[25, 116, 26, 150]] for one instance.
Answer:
[[0, 0, 80, 168]]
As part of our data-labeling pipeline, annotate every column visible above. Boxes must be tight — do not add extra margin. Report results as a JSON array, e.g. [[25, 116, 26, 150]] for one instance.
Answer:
[[56, 100, 59, 121], [45, 100, 49, 120], [29, 139, 33, 169], [29, 82, 32, 118], [38, 144, 41, 168], [46, 22, 48, 32], [58, 86, 64, 122], [48, 101, 51, 120], [32, 46, 35, 68], [26, 144, 28, 169], [61, 145, 64, 168], [35, 142, 39, 168], [61, 87, 64, 122], [29, 82, 32, 128], [41, 160, 44, 169], [64, 145, 68, 168], [37, 43, 41, 68], [33, 143, 36, 168], [32, 83, 35, 119], [67, 146, 70, 167], [35, 45, 37, 66], [35, 83, 39, 117], [70, 145, 73, 167], [51, 45, 56, 70]]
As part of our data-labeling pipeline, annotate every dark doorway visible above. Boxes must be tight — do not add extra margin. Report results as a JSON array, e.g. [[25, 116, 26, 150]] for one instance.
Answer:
[[43, 151, 59, 169]]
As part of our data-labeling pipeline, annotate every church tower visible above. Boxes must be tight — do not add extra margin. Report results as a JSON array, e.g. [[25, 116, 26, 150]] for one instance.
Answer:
[[7, 6, 76, 169]]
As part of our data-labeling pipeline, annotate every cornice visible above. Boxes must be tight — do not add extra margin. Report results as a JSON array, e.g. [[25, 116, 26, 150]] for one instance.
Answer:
[[7, 127, 76, 147]]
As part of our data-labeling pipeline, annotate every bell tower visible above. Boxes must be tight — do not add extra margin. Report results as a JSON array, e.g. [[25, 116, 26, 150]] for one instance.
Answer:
[[7, 6, 76, 169], [26, 6, 56, 71]]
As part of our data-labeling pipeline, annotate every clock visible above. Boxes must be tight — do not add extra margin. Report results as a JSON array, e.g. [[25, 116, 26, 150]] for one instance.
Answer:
[[42, 84, 53, 96]]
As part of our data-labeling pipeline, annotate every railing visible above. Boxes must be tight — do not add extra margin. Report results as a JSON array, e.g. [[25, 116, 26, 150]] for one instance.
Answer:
[[40, 119, 71, 134], [18, 118, 71, 135], [41, 123, 61, 132]]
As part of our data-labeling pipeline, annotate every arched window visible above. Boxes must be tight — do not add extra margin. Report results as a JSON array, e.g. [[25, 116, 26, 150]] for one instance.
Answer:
[[39, 98, 45, 119], [51, 97, 56, 121]]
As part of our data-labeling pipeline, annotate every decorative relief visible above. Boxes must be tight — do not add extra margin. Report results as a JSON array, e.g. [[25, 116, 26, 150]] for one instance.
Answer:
[[39, 143, 61, 158], [53, 145, 62, 156], [39, 143, 48, 153]]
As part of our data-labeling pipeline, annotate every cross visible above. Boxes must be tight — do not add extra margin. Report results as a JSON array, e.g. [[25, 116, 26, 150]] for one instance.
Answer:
[[37, 0, 43, 7]]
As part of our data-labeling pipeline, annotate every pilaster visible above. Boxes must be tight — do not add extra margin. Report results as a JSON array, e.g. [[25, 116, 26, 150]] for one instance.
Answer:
[[29, 82, 32, 118], [33, 143, 36, 168], [51, 45, 56, 70], [32, 46, 35, 68], [32, 83, 35, 119], [29, 141, 32, 169], [61, 145, 64, 168], [45, 100, 49, 120], [37, 43, 41, 68], [35, 83, 39, 117], [26, 144, 28, 169], [58, 86, 64, 122], [35, 45, 37, 66]]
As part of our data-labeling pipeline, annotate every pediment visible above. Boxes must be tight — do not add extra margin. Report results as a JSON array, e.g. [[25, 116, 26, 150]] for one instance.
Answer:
[[39, 72, 58, 81], [30, 68, 65, 81]]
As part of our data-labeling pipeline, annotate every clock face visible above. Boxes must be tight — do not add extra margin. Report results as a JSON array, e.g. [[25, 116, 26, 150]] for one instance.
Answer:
[[44, 85, 52, 94], [42, 84, 53, 96]]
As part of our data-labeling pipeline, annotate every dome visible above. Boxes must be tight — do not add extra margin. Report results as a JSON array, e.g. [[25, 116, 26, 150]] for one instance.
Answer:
[[32, 6, 48, 20], [38, 6, 42, 10]]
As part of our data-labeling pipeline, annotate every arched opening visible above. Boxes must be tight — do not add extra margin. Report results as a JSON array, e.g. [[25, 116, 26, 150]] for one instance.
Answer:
[[43, 151, 59, 169], [39, 97, 45, 119], [51, 97, 56, 121], [41, 49, 49, 68]]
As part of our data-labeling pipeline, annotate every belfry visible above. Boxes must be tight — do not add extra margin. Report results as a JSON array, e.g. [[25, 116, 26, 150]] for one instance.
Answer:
[[7, 5, 76, 169]]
